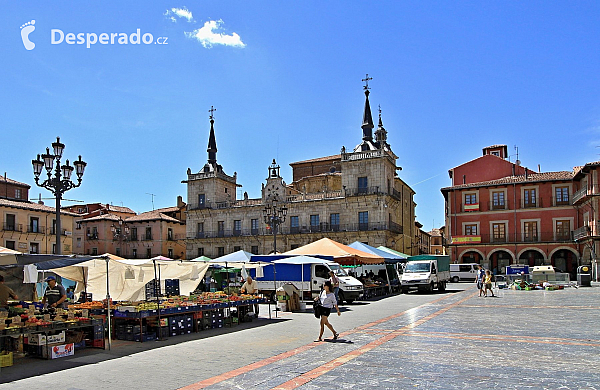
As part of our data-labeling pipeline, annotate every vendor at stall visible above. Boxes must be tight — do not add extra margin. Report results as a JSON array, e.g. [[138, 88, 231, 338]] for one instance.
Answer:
[[240, 276, 259, 315], [42, 276, 67, 309], [0, 275, 18, 310]]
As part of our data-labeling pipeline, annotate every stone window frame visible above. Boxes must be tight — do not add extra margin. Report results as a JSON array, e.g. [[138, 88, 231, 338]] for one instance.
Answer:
[[489, 220, 509, 242], [552, 217, 574, 241], [462, 221, 479, 236], [520, 218, 541, 242]]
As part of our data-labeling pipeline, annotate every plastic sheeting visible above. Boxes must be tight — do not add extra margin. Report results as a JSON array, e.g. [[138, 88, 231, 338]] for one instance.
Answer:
[[50, 258, 210, 302]]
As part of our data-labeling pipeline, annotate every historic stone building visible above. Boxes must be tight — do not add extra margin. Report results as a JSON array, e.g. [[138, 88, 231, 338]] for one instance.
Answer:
[[184, 84, 417, 259]]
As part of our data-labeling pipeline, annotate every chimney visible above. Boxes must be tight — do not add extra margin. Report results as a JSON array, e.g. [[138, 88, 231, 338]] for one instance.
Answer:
[[525, 169, 528, 180], [462, 175, 466, 184], [512, 164, 515, 176], [177, 195, 184, 208], [38, 193, 44, 205], [538, 164, 541, 173]]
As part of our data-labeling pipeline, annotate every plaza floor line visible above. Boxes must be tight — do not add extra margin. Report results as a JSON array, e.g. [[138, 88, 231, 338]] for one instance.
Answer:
[[269, 291, 479, 390], [405, 330, 600, 347], [178, 291, 466, 390]]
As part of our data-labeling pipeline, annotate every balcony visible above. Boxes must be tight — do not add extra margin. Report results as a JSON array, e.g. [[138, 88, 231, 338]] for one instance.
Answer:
[[187, 222, 404, 239], [344, 186, 384, 197], [86, 233, 99, 240], [2, 223, 23, 232], [489, 200, 510, 211], [450, 231, 574, 245], [130, 234, 138, 241], [141, 235, 153, 241], [27, 225, 45, 234], [574, 223, 600, 241], [573, 185, 600, 205]]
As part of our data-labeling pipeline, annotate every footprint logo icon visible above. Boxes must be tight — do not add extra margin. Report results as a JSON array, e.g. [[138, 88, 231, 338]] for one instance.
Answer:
[[21, 20, 36, 50]]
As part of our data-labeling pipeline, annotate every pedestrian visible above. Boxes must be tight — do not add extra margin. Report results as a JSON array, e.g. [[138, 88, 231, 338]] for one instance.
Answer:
[[315, 280, 340, 342], [475, 265, 485, 297], [0, 275, 19, 310], [328, 270, 340, 303], [240, 276, 259, 314], [42, 276, 67, 309], [484, 270, 495, 297]]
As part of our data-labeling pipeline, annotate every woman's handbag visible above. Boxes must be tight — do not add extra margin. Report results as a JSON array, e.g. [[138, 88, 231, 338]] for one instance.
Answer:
[[312, 299, 323, 318]]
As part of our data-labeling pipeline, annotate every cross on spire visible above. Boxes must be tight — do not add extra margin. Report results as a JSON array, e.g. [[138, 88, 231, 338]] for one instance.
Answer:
[[362, 74, 373, 90], [378, 104, 382, 119], [208, 106, 217, 120]]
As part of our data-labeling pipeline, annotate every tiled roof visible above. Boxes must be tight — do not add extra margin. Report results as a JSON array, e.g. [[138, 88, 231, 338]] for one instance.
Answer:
[[125, 210, 183, 224], [80, 213, 122, 222], [429, 228, 442, 236], [483, 144, 507, 150], [0, 198, 79, 216], [155, 206, 180, 213], [441, 171, 574, 191], [107, 205, 136, 214], [289, 154, 341, 165], [0, 175, 30, 188]]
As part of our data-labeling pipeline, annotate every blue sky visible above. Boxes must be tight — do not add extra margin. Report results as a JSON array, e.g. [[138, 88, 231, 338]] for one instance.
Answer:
[[2, 2, 600, 231]]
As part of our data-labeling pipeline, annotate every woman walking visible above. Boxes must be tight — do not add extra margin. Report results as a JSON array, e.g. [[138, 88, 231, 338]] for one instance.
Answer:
[[316, 281, 341, 342], [484, 270, 495, 297]]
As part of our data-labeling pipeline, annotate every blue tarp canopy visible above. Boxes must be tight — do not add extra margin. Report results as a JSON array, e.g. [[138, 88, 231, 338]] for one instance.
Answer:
[[348, 242, 407, 264]]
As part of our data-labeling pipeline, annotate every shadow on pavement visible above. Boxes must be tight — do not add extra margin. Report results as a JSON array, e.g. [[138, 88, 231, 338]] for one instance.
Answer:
[[0, 317, 290, 384]]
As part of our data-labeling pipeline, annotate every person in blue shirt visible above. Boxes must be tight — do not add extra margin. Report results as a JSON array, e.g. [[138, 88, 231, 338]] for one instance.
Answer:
[[475, 265, 485, 297]]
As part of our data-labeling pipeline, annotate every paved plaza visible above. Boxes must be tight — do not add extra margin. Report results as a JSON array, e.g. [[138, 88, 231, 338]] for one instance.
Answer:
[[1, 284, 599, 389]]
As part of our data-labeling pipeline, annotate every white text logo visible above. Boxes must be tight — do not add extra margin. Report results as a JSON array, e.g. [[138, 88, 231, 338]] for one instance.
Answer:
[[51, 29, 168, 48]]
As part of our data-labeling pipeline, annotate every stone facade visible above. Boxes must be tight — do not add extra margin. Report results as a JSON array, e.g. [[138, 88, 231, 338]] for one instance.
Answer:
[[184, 86, 417, 259]]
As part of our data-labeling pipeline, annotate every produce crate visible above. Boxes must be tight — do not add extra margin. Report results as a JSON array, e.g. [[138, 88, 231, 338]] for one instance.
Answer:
[[193, 311, 203, 319], [85, 339, 104, 348], [114, 311, 139, 318], [4, 327, 23, 335], [74, 341, 86, 350], [133, 333, 156, 342], [0, 352, 13, 368]]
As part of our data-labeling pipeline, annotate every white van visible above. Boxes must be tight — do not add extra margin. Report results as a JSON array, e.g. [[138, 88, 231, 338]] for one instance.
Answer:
[[449, 263, 479, 282]]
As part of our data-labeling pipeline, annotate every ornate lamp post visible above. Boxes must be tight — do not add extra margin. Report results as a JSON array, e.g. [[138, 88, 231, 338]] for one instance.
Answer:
[[263, 200, 287, 254], [111, 217, 130, 257], [32, 137, 86, 255]]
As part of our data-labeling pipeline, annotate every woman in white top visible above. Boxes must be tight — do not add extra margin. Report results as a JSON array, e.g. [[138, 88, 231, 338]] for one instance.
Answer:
[[316, 280, 340, 341]]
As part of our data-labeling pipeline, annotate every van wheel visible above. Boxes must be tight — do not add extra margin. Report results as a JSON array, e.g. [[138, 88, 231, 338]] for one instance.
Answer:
[[269, 292, 276, 303], [338, 291, 345, 305], [402, 287, 409, 294], [429, 282, 435, 292], [452, 276, 459, 283], [438, 282, 446, 292], [346, 299, 354, 304]]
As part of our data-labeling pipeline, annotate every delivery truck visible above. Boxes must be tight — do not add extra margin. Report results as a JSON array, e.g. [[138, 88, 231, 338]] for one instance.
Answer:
[[401, 255, 451, 293], [250, 256, 364, 304]]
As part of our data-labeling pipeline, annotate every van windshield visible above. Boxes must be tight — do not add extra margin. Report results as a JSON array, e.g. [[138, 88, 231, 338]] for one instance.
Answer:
[[405, 262, 431, 273], [329, 264, 348, 277]]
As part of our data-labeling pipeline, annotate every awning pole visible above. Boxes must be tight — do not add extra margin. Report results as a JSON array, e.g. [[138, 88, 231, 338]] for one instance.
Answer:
[[105, 257, 112, 350]]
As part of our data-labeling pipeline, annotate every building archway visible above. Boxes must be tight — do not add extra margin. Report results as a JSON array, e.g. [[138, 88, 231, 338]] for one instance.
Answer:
[[488, 249, 514, 274], [518, 248, 546, 267], [582, 246, 592, 265], [549, 247, 579, 275], [458, 249, 485, 264]]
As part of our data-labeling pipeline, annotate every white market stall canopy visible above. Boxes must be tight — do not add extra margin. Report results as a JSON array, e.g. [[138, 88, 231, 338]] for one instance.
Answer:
[[50, 256, 209, 302]]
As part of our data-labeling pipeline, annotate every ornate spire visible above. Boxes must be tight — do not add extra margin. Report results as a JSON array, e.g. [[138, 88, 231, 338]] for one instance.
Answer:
[[375, 104, 387, 143], [207, 106, 217, 165], [361, 74, 374, 141]]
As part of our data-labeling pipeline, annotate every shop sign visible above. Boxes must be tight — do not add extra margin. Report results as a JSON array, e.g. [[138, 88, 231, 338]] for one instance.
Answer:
[[451, 236, 481, 244]]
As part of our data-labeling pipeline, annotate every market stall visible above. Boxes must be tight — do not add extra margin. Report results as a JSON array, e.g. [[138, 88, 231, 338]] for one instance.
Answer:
[[348, 242, 407, 296]]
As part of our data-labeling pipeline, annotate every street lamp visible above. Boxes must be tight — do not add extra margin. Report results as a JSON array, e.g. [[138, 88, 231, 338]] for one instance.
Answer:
[[111, 217, 130, 257], [263, 200, 287, 254], [32, 137, 86, 255]]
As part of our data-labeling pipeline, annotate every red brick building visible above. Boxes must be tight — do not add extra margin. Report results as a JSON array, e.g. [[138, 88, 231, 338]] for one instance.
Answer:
[[441, 145, 581, 277]]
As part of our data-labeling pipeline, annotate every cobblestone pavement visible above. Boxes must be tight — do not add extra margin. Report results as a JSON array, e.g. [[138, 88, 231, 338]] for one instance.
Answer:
[[181, 286, 600, 390], [2, 285, 599, 389]]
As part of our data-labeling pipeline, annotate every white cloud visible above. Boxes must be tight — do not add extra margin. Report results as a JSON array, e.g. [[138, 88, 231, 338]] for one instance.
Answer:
[[164, 7, 194, 23], [185, 19, 246, 48]]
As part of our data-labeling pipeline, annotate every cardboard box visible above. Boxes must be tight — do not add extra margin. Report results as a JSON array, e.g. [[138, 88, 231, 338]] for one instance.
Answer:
[[27, 331, 66, 346], [43, 343, 75, 359]]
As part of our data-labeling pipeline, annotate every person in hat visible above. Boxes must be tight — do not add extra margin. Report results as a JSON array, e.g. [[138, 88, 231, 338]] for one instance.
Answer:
[[42, 276, 67, 309], [0, 275, 19, 310]]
